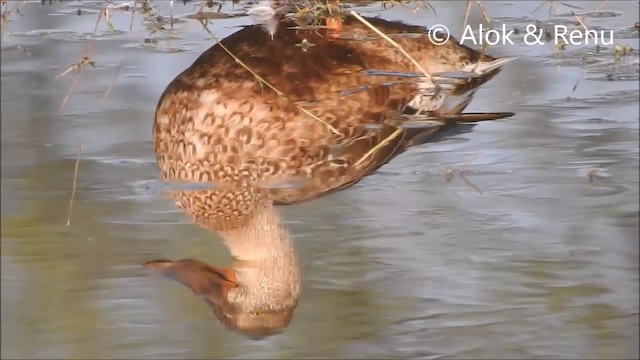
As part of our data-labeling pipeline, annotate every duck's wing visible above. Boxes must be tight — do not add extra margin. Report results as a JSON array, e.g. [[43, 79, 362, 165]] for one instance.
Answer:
[[269, 122, 410, 204], [157, 17, 514, 204]]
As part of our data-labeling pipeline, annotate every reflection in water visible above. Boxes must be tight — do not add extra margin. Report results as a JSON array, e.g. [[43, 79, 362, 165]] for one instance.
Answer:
[[145, 11, 515, 339], [1, 1, 637, 358], [145, 185, 300, 340]]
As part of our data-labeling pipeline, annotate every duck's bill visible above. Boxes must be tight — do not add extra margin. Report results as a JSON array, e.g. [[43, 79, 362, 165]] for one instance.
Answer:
[[144, 258, 237, 306]]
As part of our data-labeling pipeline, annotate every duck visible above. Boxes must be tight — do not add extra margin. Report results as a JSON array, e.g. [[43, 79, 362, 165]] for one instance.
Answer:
[[152, 10, 516, 205], [144, 183, 301, 340], [147, 9, 516, 339]]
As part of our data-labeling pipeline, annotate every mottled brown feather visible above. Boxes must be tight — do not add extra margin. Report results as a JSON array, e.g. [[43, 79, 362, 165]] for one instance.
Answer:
[[148, 15, 516, 338], [153, 15, 514, 205]]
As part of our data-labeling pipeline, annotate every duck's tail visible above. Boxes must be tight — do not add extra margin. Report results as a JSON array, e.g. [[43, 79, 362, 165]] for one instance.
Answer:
[[464, 56, 518, 74], [439, 112, 515, 122], [404, 111, 514, 148]]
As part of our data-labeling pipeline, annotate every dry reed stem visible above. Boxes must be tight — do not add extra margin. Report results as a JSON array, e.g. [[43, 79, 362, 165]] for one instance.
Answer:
[[594, 1, 608, 11], [459, 172, 483, 194], [212, 35, 342, 136], [1, 0, 21, 40], [475, 1, 491, 26], [472, 41, 489, 73], [463, 0, 492, 33], [66, 144, 84, 226], [101, 58, 124, 105], [574, 15, 595, 40], [458, 152, 483, 194], [570, 1, 610, 92], [349, 10, 441, 93], [459, 152, 480, 174], [58, 3, 107, 225], [195, 0, 208, 14], [531, 0, 554, 15], [59, 70, 81, 111], [532, 0, 587, 15], [354, 127, 404, 168], [94, 6, 113, 33], [463, 0, 473, 33], [58, 43, 94, 111], [445, 152, 484, 194]]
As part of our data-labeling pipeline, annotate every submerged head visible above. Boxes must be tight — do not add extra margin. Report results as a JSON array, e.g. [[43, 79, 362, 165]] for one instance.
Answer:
[[144, 252, 299, 339]]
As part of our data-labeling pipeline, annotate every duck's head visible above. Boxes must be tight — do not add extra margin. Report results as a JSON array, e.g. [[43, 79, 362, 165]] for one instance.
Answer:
[[144, 253, 299, 340], [145, 185, 301, 339]]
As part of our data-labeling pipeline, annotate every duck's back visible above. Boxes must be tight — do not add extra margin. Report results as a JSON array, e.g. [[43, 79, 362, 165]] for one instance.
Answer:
[[153, 15, 511, 204]]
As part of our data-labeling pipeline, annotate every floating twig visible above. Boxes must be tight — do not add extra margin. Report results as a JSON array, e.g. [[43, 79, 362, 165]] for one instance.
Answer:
[[58, 45, 95, 111], [445, 152, 484, 194]]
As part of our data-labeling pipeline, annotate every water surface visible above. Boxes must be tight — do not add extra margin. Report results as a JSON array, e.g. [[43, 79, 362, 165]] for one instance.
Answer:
[[1, 1, 638, 359]]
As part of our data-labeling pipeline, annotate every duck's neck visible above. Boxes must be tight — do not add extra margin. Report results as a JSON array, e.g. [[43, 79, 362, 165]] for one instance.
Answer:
[[217, 204, 295, 262], [217, 204, 301, 302]]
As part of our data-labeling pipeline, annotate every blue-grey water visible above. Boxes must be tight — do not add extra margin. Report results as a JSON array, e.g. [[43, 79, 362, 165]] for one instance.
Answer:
[[1, 1, 638, 359]]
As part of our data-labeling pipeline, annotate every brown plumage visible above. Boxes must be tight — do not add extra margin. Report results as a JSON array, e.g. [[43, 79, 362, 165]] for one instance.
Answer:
[[147, 13, 516, 338], [153, 14, 515, 205]]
